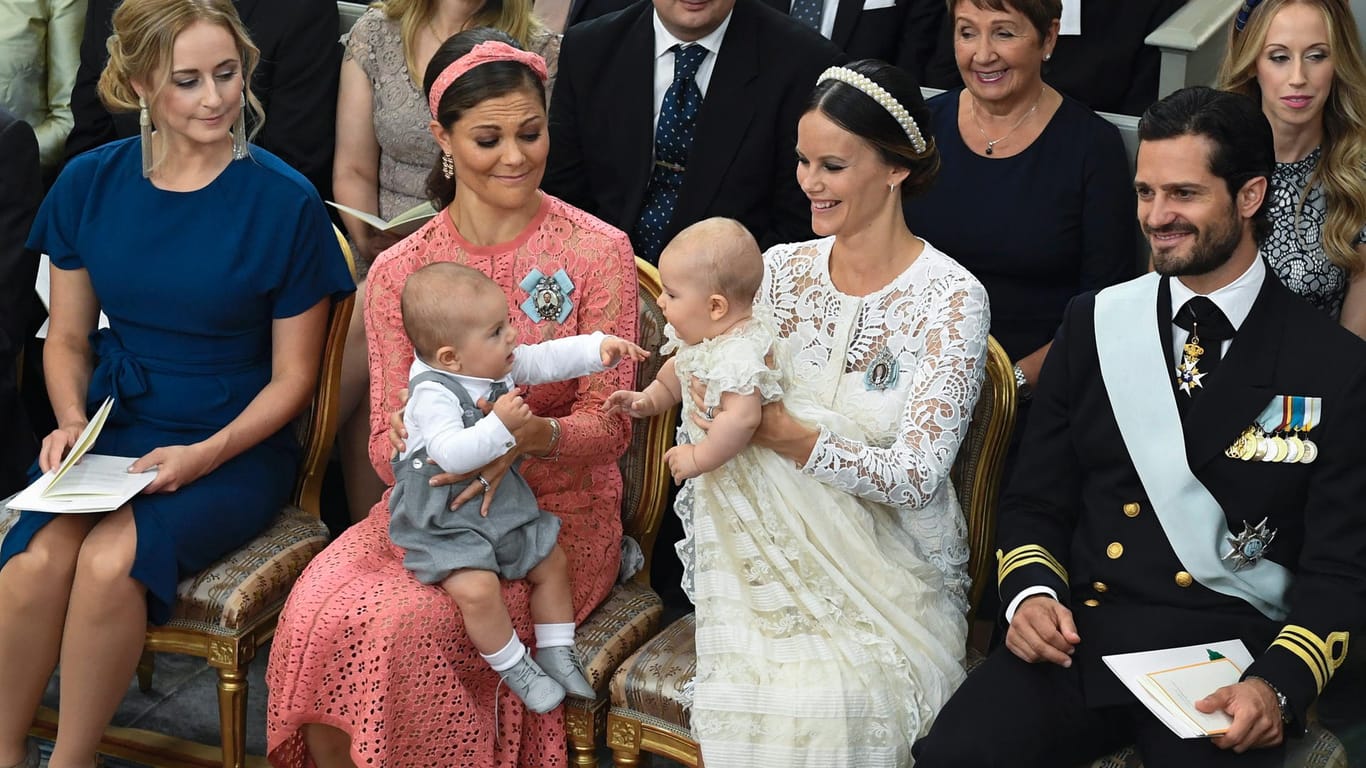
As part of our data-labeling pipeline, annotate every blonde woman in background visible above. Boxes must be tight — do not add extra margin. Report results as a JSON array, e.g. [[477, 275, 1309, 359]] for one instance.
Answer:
[[0, 1, 352, 766], [333, 0, 560, 524], [1219, 0, 1366, 336]]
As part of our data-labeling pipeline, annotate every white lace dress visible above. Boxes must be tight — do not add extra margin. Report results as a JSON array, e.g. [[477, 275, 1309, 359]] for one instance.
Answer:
[[677, 237, 990, 767]]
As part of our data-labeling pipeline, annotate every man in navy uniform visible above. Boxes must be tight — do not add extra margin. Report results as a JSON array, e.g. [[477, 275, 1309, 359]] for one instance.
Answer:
[[914, 86, 1366, 766]]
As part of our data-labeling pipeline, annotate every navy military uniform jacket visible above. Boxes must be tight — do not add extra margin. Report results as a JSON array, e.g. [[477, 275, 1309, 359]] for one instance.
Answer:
[[997, 268, 1366, 726]]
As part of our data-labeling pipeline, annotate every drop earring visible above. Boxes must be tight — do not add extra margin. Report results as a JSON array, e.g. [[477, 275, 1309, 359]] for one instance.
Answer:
[[441, 153, 454, 179], [232, 93, 248, 159], [139, 96, 154, 178]]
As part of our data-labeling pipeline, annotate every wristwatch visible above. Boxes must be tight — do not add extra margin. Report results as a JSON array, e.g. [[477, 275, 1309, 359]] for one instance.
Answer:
[[1013, 363, 1033, 400], [1247, 675, 1292, 725]]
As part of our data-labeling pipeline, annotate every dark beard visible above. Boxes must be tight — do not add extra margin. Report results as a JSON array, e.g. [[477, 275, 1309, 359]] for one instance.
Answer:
[[1147, 205, 1243, 278]]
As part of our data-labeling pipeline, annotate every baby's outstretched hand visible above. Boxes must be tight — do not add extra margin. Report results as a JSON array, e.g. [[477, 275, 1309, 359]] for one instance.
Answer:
[[492, 387, 531, 430], [604, 389, 651, 418], [664, 444, 702, 483], [601, 336, 650, 367]]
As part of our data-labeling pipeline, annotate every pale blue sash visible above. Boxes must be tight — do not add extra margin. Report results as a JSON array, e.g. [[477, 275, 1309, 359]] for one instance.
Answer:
[[1093, 274, 1291, 621]]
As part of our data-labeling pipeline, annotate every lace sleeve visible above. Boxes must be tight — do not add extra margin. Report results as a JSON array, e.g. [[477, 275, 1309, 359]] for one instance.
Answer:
[[365, 244, 420, 484], [803, 275, 990, 508], [343, 9, 382, 80], [553, 228, 636, 465]]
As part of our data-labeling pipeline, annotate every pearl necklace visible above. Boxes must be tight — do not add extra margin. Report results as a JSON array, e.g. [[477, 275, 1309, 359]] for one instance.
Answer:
[[970, 88, 1044, 156]]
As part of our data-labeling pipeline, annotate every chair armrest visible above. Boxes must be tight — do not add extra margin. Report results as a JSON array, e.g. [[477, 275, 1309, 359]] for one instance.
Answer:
[[1144, 0, 1239, 99]]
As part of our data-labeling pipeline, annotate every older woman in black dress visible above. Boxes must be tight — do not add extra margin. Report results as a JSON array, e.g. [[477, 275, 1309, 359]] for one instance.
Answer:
[[905, 0, 1135, 408]]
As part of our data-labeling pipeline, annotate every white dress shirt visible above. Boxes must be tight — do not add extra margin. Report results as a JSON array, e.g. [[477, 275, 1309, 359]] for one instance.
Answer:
[[401, 332, 607, 474], [650, 11, 733, 135]]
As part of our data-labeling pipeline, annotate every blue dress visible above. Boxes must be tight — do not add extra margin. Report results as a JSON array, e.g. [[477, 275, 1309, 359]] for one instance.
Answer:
[[0, 137, 354, 623]]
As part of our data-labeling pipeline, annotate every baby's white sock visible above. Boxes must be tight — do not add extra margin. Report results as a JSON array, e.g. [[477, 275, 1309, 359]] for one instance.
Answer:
[[533, 622, 576, 649], [481, 633, 527, 672]]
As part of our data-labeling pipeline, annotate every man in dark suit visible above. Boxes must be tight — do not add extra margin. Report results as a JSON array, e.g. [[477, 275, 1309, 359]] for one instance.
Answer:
[[544, 0, 843, 261], [755, 0, 942, 77], [914, 87, 1366, 766], [0, 109, 41, 496], [565, 0, 939, 79], [64, 0, 340, 199]]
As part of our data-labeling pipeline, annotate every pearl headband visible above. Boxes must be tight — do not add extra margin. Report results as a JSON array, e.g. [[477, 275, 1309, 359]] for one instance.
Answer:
[[428, 40, 548, 119], [816, 66, 928, 155]]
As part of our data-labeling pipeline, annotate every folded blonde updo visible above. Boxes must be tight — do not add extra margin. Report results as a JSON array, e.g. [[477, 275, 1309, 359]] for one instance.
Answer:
[[97, 0, 264, 138]]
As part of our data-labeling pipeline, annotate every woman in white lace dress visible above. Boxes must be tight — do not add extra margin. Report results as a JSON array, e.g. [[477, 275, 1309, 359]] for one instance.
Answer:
[[674, 60, 990, 767]]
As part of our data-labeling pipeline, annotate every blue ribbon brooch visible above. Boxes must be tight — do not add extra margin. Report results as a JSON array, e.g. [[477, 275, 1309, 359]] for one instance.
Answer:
[[519, 268, 574, 324]]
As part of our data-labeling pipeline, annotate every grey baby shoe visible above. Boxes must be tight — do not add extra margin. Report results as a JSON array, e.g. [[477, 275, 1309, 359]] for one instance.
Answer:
[[536, 645, 596, 699], [498, 654, 566, 713]]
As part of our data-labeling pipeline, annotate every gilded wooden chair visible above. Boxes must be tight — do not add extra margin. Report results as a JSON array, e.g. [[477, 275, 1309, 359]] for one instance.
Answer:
[[127, 228, 354, 767], [562, 258, 677, 767], [3, 227, 355, 768], [604, 335, 1018, 766]]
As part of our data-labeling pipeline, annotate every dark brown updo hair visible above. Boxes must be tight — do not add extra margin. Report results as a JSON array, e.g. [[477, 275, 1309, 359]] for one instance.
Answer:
[[423, 27, 547, 209], [805, 59, 939, 200]]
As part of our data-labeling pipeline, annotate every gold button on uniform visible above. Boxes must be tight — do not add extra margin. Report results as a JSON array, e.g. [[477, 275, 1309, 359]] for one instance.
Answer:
[[1106, 542, 1124, 559], [1083, 599, 1100, 607], [1092, 582, 1108, 593], [1123, 502, 1141, 518], [1175, 571, 1193, 588]]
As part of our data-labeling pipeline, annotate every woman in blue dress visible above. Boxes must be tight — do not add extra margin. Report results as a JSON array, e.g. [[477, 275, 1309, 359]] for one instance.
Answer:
[[0, 1, 353, 766]]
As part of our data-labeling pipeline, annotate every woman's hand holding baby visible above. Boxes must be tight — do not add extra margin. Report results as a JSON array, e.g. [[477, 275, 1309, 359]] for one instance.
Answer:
[[687, 377, 818, 466], [600, 336, 650, 368]]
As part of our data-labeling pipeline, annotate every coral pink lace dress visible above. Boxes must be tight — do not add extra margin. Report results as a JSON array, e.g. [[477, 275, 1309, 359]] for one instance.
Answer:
[[266, 193, 636, 767]]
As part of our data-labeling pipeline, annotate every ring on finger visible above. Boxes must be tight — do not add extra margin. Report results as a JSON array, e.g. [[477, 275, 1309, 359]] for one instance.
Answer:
[[703, 406, 716, 421], [476, 475, 490, 492]]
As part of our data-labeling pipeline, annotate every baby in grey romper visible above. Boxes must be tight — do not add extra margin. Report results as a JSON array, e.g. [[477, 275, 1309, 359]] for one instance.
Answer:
[[391, 263, 646, 712]]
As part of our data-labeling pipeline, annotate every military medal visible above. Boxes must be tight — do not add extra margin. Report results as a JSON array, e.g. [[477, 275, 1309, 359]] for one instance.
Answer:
[[1227, 395, 1323, 464], [1225, 426, 1258, 460], [1223, 517, 1277, 570], [1299, 440, 1319, 464], [1175, 334, 1207, 395]]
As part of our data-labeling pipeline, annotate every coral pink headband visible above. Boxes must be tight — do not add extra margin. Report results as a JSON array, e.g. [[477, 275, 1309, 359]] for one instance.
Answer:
[[428, 41, 549, 118]]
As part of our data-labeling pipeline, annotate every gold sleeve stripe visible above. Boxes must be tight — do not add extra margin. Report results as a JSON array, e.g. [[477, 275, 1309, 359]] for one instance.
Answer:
[[1271, 626, 1349, 693], [997, 545, 1066, 576], [997, 545, 1068, 584], [1272, 632, 1327, 692], [997, 546, 1067, 581]]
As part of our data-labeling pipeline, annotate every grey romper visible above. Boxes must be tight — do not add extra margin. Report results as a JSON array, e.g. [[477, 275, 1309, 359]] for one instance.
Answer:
[[388, 371, 561, 585]]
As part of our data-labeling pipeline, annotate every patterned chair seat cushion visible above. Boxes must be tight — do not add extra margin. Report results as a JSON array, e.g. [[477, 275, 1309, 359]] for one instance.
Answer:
[[0, 501, 19, 539], [1082, 719, 1346, 767], [0, 501, 327, 635], [575, 580, 664, 693], [0, 500, 327, 631], [169, 506, 329, 633], [609, 612, 697, 737]]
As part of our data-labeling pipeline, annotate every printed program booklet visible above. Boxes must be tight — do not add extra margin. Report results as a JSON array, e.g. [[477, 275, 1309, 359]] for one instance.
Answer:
[[6, 398, 156, 514], [1103, 639, 1255, 738], [326, 200, 437, 235]]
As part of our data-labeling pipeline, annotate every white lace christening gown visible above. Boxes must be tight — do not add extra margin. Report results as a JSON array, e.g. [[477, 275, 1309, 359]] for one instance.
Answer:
[[676, 237, 991, 768]]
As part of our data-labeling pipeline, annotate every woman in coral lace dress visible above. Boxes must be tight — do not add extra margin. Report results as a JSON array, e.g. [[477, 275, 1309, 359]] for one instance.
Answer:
[[265, 29, 635, 768]]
